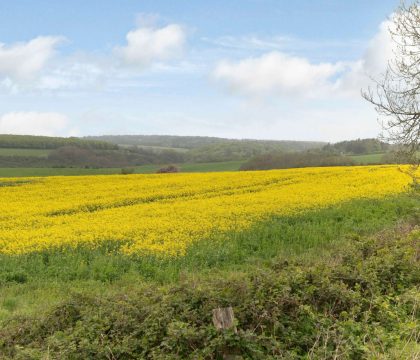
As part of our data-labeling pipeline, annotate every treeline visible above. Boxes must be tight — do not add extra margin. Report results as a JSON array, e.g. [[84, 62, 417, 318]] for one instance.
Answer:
[[0, 134, 398, 170], [0, 146, 185, 168], [322, 138, 390, 155], [86, 135, 326, 152], [240, 138, 397, 171], [85, 135, 227, 149], [85, 136, 326, 163], [241, 151, 355, 171], [185, 140, 322, 162], [47, 146, 184, 168], [0, 135, 118, 150]]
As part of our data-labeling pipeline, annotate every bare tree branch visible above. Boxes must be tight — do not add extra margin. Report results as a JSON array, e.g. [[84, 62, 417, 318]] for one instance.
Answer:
[[362, 1, 420, 166]]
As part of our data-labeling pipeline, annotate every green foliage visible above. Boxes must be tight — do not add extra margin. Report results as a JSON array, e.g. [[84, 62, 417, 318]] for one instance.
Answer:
[[0, 134, 118, 150], [121, 167, 135, 175], [240, 151, 354, 170], [381, 150, 420, 165], [186, 141, 325, 163], [0, 135, 395, 171], [0, 148, 51, 157], [0, 135, 396, 171], [0, 215, 418, 358], [86, 135, 326, 152], [86, 135, 325, 162], [0, 146, 187, 169], [156, 165, 180, 173], [86, 134, 229, 149], [323, 138, 390, 155]]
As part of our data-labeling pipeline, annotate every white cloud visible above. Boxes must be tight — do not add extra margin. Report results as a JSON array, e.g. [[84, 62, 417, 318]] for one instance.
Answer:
[[115, 24, 186, 68], [213, 19, 394, 99], [0, 36, 63, 80], [213, 52, 343, 97], [336, 19, 394, 95], [362, 19, 394, 74], [0, 23, 188, 94], [0, 112, 73, 136]]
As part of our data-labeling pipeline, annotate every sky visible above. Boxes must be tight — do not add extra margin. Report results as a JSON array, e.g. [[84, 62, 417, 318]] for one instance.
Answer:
[[0, 0, 399, 141]]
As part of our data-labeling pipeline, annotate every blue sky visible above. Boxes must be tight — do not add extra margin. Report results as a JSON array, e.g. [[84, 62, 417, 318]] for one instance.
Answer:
[[0, 0, 399, 141]]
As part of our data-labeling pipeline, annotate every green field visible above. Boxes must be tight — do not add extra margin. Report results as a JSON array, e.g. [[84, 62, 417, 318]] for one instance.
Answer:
[[133, 161, 244, 173], [350, 152, 385, 164], [0, 161, 244, 177], [1, 192, 419, 358], [0, 148, 51, 157], [0, 167, 121, 177], [134, 145, 189, 153]]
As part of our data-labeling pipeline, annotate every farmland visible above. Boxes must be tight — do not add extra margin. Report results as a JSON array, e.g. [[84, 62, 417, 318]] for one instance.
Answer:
[[349, 152, 385, 164], [121, 160, 244, 174], [0, 167, 122, 177], [0, 165, 412, 256], [3, 0, 420, 357], [0, 148, 51, 157], [0, 161, 244, 177], [1, 165, 419, 358]]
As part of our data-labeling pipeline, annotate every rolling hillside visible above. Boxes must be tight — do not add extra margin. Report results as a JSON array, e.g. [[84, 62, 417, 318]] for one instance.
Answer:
[[85, 134, 326, 151]]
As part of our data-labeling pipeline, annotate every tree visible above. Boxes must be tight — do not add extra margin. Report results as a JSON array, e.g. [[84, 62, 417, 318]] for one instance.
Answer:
[[362, 1, 420, 165]]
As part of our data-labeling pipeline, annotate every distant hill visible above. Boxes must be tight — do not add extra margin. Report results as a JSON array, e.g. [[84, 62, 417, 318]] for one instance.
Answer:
[[240, 152, 355, 171], [0, 134, 395, 173], [85, 135, 226, 149], [240, 138, 395, 171], [85, 135, 326, 162], [322, 138, 391, 155], [85, 135, 325, 150], [185, 140, 323, 162], [0, 134, 185, 169], [0, 134, 118, 150]]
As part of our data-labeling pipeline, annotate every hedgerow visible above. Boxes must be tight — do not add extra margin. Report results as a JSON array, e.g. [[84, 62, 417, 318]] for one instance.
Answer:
[[1, 225, 418, 359]]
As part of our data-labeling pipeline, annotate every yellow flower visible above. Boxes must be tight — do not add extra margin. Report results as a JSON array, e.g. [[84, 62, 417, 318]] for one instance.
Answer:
[[0, 165, 416, 256]]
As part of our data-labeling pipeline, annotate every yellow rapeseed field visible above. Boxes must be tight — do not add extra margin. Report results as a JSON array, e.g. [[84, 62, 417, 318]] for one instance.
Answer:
[[0, 165, 415, 256]]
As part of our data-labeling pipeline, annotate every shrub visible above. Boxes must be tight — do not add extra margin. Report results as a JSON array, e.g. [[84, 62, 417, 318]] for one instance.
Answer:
[[156, 165, 180, 173], [241, 151, 355, 170], [121, 167, 135, 175], [1, 226, 418, 359]]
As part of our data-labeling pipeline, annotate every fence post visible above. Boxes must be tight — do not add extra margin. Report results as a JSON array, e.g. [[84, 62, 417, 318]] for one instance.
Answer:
[[212, 307, 240, 360], [212, 307, 237, 333]]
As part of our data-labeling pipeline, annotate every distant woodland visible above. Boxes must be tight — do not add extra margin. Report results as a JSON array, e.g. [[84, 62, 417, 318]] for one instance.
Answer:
[[0, 134, 399, 170]]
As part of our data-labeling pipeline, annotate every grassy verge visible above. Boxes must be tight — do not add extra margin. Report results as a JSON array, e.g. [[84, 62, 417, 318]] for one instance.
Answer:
[[0, 199, 418, 358]]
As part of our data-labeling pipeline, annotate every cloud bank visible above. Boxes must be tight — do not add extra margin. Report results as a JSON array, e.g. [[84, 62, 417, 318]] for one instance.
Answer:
[[213, 52, 344, 97], [213, 19, 393, 99], [0, 112, 72, 136]]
